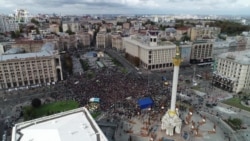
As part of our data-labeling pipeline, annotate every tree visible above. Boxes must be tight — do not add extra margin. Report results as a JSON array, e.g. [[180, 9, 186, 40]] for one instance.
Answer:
[[31, 18, 39, 26], [65, 29, 75, 35], [10, 31, 16, 38], [63, 54, 73, 74], [36, 28, 40, 34], [180, 35, 190, 42], [59, 24, 63, 32], [31, 98, 42, 108]]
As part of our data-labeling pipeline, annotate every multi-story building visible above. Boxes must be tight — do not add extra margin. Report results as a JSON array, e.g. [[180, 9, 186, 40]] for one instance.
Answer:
[[12, 107, 108, 141], [226, 36, 247, 51], [179, 42, 192, 66], [77, 32, 91, 48], [0, 15, 19, 33], [0, 42, 63, 89], [96, 31, 110, 48], [212, 50, 250, 93], [111, 33, 123, 51], [236, 36, 247, 51], [49, 17, 61, 25], [190, 40, 213, 64], [13, 9, 29, 23], [245, 36, 250, 49], [0, 42, 13, 54], [212, 40, 231, 58], [116, 16, 127, 23], [123, 31, 176, 70], [188, 25, 221, 41], [49, 24, 60, 33], [12, 39, 44, 53], [123, 22, 130, 29], [62, 21, 80, 33]]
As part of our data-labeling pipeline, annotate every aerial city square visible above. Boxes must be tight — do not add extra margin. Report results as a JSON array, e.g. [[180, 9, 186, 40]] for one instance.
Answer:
[[0, 0, 250, 141]]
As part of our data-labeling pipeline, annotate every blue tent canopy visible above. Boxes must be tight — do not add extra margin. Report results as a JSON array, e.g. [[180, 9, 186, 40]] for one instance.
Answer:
[[138, 97, 154, 109]]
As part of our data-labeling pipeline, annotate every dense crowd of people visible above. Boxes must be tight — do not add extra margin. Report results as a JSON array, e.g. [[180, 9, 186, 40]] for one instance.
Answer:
[[51, 67, 165, 111]]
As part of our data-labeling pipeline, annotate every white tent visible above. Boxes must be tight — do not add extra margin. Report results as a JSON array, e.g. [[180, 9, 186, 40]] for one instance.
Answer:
[[89, 98, 100, 103]]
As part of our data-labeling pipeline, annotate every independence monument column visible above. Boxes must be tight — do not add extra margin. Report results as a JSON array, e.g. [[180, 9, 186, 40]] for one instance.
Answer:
[[161, 46, 182, 136]]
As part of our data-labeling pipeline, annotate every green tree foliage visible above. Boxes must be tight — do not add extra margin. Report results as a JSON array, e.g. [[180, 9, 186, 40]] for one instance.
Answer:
[[117, 22, 123, 26], [79, 59, 89, 71], [159, 24, 170, 30], [208, 20, 250, 35], [180, 35, 190, 42], [143, 19, 155, 26], [59, 24, 63, 32], [36, 28, 40, 34], [227, 118, 242, 130], [31, 98, 42, 108], [63, 54, 73, 74], [10, 30, 20, 38], [91, 27, 100, 46], [65, 29, 75, 35], [31, 18, 39, 26]]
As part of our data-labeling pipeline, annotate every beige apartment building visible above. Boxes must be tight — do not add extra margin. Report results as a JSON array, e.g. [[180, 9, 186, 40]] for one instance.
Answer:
[[111, 33, 123, 51], [123, 31, 176, 70], [212, 50, 250, 93], [123, 22, 130, 29], [0, 42, 63, 89], [49, 17, 61, 25], [190, 41, 213, 64], [96, 31, 111, 48], [62, 21, 80, 33], [77, 32, 91, 47], [188, 25, 221, 41], [12, 40, 44, 53], [49, 24, 60, 33]]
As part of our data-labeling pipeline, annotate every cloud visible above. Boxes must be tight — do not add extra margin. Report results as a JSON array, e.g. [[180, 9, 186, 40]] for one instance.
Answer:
[[0, 0, 249, 15]]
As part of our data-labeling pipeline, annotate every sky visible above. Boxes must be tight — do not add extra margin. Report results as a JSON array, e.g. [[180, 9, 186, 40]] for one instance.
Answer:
[[0, 0, 250, 15]]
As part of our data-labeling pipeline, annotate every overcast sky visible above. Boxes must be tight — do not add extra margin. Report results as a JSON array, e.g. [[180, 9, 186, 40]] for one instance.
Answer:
[[0, 0, 249, 15]]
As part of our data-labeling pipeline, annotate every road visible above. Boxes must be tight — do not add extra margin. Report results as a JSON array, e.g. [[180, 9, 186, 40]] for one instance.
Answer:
[[105, 49, 136, 72]]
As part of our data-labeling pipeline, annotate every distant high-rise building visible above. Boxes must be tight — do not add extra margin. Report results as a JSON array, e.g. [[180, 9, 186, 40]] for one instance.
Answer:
[[14, 9, 29, 23]]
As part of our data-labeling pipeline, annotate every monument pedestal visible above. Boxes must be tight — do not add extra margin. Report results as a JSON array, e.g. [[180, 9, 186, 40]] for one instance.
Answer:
[[161, 109, 182, 136]]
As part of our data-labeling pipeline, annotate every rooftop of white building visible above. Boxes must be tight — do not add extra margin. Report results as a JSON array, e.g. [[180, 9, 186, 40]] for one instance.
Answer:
[[12, 107, 108, 141], [0, 42, 57, 61], [124, 35, 176, 50], [218, 49, 250, 65]]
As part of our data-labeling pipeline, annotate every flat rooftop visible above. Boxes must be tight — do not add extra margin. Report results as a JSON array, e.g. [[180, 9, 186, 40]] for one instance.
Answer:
[[124, 35, 176, 50], [0, 42, 57, 61], [218, 49, 250, 65], [12, 107, 108, 141]]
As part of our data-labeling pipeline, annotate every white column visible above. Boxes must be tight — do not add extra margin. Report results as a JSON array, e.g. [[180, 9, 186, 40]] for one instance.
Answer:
[[170, 65, 179, 111]]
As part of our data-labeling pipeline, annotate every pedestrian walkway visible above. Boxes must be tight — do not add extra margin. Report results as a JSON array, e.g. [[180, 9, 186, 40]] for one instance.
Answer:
[[114, 110, 225, 141]]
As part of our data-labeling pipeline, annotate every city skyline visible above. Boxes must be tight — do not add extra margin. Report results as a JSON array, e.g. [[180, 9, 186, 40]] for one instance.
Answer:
[[0, 0, 250, 16]]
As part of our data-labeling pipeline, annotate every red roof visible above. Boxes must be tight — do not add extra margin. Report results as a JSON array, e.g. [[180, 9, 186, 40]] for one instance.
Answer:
[[176, 27, 189, 31]]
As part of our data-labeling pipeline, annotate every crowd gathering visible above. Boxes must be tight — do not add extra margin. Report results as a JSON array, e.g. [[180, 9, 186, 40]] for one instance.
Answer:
[[51, 67, 167, 112]]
